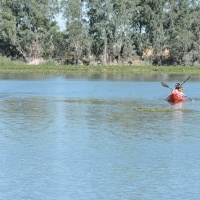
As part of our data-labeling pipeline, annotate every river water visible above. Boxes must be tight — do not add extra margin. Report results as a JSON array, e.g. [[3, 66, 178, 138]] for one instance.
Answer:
[[0, 73, 200, 200]]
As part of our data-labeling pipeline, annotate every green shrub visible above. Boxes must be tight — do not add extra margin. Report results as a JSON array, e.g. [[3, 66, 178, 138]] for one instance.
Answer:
[[0, 55, 25, 66]]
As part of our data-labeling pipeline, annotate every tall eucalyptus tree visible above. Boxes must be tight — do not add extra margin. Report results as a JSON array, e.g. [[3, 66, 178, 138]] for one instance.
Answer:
[[111, 0, 137, 63], [61, 0, 90, 64], [131, 0, 168, 64], [84, 0, 113, 64], [0, 0, 59, 60], [0, 0, 18, 57], [165, 0, 200, 65]]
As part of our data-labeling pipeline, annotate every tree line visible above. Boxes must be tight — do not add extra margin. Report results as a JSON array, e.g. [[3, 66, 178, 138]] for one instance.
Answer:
[[0, 0, 200, 66]]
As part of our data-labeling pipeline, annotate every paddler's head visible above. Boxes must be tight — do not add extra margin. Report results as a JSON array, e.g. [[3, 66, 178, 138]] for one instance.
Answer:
[[175, 83, 181, 89]]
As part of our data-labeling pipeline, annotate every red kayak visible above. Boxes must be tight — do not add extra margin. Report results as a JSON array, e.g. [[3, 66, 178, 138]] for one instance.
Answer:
[[167, 92, 184, 102]]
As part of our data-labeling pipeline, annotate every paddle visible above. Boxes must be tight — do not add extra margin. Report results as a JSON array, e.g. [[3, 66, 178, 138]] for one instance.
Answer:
[[161, 82, 192, 101], [180, 76, 190, 86], [181, 76, 192, 100], [161, 82, 173, 90], [184, 96, 193, 101]]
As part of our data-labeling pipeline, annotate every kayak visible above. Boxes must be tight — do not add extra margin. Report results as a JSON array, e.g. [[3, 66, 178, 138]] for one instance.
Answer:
[[167, 92, 184, 102]]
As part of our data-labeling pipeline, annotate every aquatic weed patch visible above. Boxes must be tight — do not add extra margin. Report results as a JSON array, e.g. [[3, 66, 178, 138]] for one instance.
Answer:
[[134, 107, 191, 112], [58, 99, 105, 103]]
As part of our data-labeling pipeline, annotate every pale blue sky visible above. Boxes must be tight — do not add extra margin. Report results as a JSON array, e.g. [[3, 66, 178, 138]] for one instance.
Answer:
[[55, 14, 65, 31]]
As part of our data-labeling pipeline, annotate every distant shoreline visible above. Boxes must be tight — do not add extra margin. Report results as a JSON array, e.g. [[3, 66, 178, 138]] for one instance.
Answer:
[[0, 65, 200, 74]]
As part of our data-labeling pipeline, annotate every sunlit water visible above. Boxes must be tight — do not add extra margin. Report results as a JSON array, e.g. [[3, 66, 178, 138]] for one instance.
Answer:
[[0, 74, 200, 200]]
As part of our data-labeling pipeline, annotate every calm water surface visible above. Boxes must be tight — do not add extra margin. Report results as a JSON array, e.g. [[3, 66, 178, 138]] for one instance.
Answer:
[[0, 74, 200, 200]]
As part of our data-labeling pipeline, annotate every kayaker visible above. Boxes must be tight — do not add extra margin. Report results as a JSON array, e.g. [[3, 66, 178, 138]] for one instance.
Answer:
[[172, 83, 184, 94]]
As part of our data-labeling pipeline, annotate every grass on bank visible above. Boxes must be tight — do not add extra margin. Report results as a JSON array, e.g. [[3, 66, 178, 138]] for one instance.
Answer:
[[1, 56, 200, 74]]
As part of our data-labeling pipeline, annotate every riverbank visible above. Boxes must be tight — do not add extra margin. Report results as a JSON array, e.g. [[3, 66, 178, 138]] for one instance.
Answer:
[[0, 64, 200, 74]]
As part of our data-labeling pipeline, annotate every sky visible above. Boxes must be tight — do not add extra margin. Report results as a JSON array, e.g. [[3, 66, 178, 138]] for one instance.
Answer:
[[55, 14, 65, 31]]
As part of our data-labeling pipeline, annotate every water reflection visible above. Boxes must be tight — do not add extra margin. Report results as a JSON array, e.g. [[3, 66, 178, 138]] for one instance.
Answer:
[[1, 73, 200, 82], [0, 98, 56, 137], [168, 101, 183, 107]]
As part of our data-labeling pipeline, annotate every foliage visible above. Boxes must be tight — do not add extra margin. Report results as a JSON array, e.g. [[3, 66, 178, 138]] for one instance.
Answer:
[[1, 0, 200, 66], [164, 0, 200, 66], [0, 55, 25, 66], [0, 0, 59, 61]]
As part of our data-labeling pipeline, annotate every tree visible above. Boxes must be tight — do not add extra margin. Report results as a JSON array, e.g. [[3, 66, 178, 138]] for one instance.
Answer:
[[0, 1, 18, 58], [131, 0, 169, 64], [84, 0, 112, 64], [61, 0, 90, 64], [0, 0, 59, 61], [85, 0, 137, 64], [165, 0, 200, 65], [111, 0, 137, 63]]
